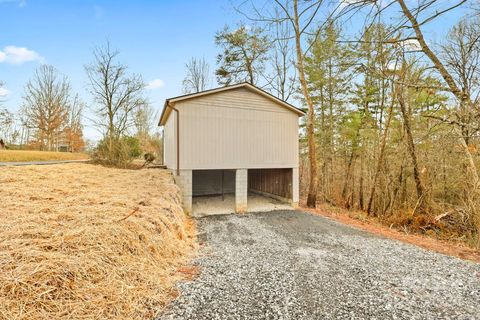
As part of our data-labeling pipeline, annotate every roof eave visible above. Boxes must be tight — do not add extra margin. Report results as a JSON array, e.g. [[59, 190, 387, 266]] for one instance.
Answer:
[[158, 82, 306, 125], [158, 100, 170, 126]]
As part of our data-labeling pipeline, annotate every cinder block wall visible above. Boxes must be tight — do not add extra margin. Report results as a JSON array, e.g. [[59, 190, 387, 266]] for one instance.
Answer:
[[235, 169, 248, 213], [174, 169, 192, 214], [292, 167, 299, 207], [192, 170, 235, 196]]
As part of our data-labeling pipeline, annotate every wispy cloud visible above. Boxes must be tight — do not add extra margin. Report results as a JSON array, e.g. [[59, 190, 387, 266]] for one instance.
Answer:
[[0, 87, 10, 97], [338, 0, 389, 9], [0, 0, 26, 7], [0, 46, 44, 65], [146, 79, 165, 90]]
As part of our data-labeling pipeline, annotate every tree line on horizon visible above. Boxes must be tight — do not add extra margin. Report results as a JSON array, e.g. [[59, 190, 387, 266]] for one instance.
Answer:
[[0, 44, 161, 164]]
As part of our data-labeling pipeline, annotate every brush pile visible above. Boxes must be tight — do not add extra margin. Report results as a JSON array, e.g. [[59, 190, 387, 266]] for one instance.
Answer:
[[0, 163, 195, 319]]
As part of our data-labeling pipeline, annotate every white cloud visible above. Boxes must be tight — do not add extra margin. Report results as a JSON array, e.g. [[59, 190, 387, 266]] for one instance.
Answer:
[[339, 0, 370, 9], [146, 79, 165, 90], [338, 0, 388, 10], [0, 46, 44, 65], [401, 39, 421, 51], [0, 87, 10, 97], [0, 0, 26, 7], [387, 60, 402, 71]]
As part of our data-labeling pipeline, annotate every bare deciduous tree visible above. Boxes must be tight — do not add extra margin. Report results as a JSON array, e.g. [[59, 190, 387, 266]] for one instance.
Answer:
[[0, 108, 15, 145], [134, 102, 157, 137], [394, 0, 480, 238], [64, 94, 85, 152], [440, 17, 480, 144], [134, 102, 162, 155], [240, 0, 327, 207], [263, 10, 297, 101], [85, 42, 146, 163], [182, 57, 211, 94], [22, 65, 71, 151], [268, 0, 325, 208]]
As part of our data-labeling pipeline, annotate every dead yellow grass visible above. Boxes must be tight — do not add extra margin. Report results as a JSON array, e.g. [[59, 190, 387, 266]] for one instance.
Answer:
[[0, 150, 89, 162], [0, 163, 196, 319]]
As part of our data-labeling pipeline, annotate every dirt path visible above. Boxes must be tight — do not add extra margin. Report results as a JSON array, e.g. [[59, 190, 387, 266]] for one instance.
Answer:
[[159, 210, 480, 320]]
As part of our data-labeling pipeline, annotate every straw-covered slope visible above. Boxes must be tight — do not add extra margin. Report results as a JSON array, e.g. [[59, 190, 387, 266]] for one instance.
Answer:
[[0, 163, 196, 319]]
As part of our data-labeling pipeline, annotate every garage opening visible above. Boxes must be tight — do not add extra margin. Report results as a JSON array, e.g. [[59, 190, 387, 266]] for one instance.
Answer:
[[192, 168, 293, 216], [192, 169, 236, 216], [248, 169, 293, 210]]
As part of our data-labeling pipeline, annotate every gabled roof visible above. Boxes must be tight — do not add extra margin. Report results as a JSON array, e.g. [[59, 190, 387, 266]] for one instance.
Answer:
[[158, 82, 305, 126]]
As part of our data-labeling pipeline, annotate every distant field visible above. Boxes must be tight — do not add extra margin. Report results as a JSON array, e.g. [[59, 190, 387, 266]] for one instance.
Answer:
[[0, 150, 89, 162]]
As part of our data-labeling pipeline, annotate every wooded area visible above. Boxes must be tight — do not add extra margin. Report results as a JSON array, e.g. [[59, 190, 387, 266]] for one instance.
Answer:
[[207, 0, 480, 248]]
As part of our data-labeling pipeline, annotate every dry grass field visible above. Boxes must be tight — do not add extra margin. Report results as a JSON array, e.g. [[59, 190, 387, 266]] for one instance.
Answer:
[[0, 150, 89, 162], [0, 163, 196, 319]]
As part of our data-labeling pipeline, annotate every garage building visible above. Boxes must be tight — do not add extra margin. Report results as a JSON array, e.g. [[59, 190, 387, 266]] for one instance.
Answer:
[[159, 82, 304, 216]]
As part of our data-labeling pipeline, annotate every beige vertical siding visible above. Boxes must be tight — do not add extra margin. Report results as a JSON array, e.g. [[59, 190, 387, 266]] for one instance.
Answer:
[[163, 111, 176, 169], [172, 87, 299, 170]]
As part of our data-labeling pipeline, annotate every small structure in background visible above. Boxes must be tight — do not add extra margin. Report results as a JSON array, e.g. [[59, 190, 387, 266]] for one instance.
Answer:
[[58, 144, 70, 152], [159, 82, 304, 216]]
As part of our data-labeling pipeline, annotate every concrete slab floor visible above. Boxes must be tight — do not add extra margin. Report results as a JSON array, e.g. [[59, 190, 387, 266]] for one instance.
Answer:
[[192, 193, 292, 217]]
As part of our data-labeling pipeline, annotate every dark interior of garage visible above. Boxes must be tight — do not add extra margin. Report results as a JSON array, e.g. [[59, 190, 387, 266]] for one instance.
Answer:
[[248, 168, 292, 201], [192, 169, 235, 197]]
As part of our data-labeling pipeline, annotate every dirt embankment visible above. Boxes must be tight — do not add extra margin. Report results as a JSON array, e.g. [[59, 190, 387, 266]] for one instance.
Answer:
[[0, 163, 196, 319]]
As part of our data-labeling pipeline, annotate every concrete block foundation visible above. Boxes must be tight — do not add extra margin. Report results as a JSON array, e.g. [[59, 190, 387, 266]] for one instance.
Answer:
[[235, 169, 248, 213], [292, 167, 299, 207], [174, 169, 192, 214]]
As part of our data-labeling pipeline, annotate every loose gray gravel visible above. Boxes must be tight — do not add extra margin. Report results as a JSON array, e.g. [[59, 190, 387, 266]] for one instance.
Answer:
[[158, 210, 480, 320]]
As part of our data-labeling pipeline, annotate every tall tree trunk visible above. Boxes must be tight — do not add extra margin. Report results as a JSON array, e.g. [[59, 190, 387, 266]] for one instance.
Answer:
[[293, 0, 318, 207], [319, 88, 326, 202], [367, 102, 394, 215], [397, 87, 427, 212], [397, 0, 465, 101], [342, 137, 357, 203], [358, 152, 365, 210], [342, 97, 369, 204], [456, 126, 480, 243], [397, 0, 478, 213]]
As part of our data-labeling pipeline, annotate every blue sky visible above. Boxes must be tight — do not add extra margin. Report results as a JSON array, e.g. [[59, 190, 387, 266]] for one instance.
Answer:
[[0, 0, 239, 140], [0, 0, 471, 141]]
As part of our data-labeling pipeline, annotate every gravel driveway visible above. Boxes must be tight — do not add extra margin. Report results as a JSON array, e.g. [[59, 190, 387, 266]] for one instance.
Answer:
[[159, 210, 480, 320]]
